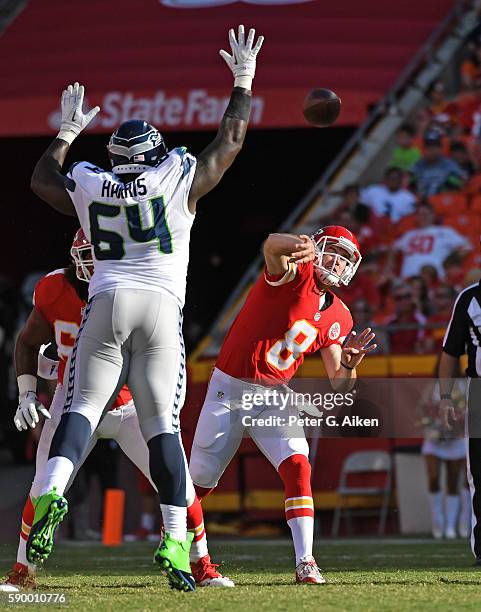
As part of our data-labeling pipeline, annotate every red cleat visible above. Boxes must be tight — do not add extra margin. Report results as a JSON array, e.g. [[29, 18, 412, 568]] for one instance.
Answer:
[[191, 554, 234, 587], [295, 556, 326, 584], [0, 563, 37, 592]]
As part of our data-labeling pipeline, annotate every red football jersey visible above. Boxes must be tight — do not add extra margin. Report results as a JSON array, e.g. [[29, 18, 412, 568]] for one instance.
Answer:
[[34, 269, 132, 408], [216, 261, 353, 385]]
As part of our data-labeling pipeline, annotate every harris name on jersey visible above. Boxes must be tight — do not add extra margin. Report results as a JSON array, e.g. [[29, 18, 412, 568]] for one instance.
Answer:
[[101, 176, 147, 199]]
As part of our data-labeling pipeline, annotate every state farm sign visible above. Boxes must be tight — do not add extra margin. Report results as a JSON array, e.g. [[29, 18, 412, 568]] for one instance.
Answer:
[[48, 89, 265, 131]]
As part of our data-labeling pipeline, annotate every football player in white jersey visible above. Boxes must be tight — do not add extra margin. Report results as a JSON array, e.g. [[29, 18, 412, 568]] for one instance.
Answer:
[[27, 25, 264, 592]]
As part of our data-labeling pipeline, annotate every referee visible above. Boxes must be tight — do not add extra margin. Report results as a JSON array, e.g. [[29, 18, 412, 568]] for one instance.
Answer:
[[440, 278, 481, 562]]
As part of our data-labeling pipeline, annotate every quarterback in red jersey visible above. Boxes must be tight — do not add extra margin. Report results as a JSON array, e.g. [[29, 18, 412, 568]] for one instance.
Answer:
[[1, 230, 232, 592], [189, 226, 376, 585]]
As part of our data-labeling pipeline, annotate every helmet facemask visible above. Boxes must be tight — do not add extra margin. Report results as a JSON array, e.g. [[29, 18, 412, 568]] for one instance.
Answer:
[[311, 235, 361, 287], [71, 242, 94, 282]]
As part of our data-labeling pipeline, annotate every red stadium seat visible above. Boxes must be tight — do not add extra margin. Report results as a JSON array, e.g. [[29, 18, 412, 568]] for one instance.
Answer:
[[429, 193, 468, 216], [470, 194, 481, 213], [444, 213, 481, 240]]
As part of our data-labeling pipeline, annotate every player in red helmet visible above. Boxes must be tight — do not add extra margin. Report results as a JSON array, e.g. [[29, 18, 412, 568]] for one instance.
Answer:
[[188, 226, 376, 585], [70, 228, 94, 282], [1, 230, 232, 592]]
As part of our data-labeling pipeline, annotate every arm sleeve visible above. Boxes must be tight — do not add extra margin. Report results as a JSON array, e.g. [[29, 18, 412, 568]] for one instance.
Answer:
[[445, 228, 471, 250], [443, 293, 468, 357]]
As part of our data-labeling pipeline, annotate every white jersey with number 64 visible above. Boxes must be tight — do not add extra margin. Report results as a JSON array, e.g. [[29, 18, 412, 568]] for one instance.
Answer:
[[65, 147, 197, 306]]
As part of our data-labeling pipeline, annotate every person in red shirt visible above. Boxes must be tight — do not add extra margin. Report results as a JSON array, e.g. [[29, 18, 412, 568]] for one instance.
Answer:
[[383, 284, 426, 354], [188, 226, 376, 584], [1, 230, 232, 592], [421, 285, 456, 353]]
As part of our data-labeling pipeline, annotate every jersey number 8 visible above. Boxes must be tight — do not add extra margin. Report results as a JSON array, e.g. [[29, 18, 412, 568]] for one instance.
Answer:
[[89, 196, 172, 260], [266, 319, 318, 371]]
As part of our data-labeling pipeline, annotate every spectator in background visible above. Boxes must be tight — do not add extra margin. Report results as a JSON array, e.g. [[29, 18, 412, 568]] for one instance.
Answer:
[[383, 283, 425, 354], [390, 124, 421, 171], [421, 284, 457, 353], [338, 184, 362, 209], [410, 130, 466, 197], [458, 77, 481, 136], [419, 378, 469, 540], [424, 81, 460, 135], [351, 299, 389, 354], [449, 141, 476, 179], [461, 39, 481, 91], [463, 267, 481, 287], [361, 167, 417, 223], [420, 264, 440, 293], [443, 252, 467, 293], [406, 275, 430, 316], [387, 202, 471, 280]]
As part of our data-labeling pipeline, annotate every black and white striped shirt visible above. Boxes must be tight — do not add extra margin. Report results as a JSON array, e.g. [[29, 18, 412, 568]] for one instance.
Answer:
[[443, 281, 481, 377]]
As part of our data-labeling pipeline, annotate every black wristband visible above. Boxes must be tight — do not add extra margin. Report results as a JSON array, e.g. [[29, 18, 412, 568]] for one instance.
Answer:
[[224, 88, 251, 121], [440, 393, 452, 400], [340, 361, 354, 371]]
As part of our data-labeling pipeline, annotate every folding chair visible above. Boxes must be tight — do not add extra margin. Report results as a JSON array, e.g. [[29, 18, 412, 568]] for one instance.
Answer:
[[331, 450, 392, 537]]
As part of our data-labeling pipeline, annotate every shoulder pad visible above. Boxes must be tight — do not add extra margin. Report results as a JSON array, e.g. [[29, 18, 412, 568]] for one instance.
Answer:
[[34, 269, 68, 309]]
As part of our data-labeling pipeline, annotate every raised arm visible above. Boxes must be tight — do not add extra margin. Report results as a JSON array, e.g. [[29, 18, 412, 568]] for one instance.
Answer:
[[14, 308, 55, 430], [31, 82, 100, 216], [188, 26, 264, 213], [263, 233, 316, 275]]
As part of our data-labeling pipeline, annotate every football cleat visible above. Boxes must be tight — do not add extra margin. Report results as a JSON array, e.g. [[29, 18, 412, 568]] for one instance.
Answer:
[[0, 563, 37, 592], [295, 556, 326, 585], [154, 532, 195, 592], [191, 554, 235, 587], [26, 489, 68, 565]]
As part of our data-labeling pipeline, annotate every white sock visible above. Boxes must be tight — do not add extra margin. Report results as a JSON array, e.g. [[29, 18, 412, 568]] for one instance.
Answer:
[[429, 492, 444, 534], [160, 504, 186, 541], [460, 487, 471, 533], [40, 456, 75, 496], [446, 495, 460, 532], [140, 513, 155, 532], [287, 516, 314, 566], [16, 537, 28, 566], [190, 531, 209, 562]]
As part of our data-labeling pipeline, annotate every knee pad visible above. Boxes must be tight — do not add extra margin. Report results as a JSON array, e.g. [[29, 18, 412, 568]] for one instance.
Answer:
[[189, 445, 222, 489]]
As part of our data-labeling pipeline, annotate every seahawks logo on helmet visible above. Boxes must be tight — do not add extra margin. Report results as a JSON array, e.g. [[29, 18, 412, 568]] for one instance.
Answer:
[[107, 119, 168, 175]]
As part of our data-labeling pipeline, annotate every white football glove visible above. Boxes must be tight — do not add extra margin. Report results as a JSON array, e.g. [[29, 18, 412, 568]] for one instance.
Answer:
[[57, 82, 100, 145], [14, 391, 51, 431], [220, 25, 264, 90]]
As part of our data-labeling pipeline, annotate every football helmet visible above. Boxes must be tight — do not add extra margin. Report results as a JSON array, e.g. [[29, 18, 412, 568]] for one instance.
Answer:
[[311, 225, 361, 287], [107, 120, 168, 175], [70, 228, 93, 282]]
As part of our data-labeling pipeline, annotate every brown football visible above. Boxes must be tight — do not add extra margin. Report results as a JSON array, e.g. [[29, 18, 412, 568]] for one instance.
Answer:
[[303, 89, 341, 127]]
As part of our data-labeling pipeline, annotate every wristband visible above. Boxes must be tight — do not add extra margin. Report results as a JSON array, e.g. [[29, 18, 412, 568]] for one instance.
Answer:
[[17, 374, 37, 396], [440, 393, 452, 400], [340, 362, 354, 371], [57, 129, 77, 145], [234, 75, 253, 89]]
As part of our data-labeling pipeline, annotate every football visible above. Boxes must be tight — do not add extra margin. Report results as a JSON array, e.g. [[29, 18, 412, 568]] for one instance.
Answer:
[[303, 88, 341, 127]]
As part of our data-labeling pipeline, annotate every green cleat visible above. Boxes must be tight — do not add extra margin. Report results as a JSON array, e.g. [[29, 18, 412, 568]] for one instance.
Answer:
[[26, 489, 68, 565], [154, 532, 195, 592]]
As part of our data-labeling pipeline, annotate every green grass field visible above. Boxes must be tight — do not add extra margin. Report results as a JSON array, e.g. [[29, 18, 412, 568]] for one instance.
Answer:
[[1, 539, 480, 611]]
